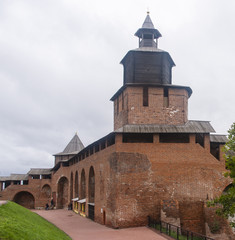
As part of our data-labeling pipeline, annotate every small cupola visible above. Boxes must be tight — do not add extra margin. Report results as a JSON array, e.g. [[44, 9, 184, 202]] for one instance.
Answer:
[[135, 12, 162, 48]]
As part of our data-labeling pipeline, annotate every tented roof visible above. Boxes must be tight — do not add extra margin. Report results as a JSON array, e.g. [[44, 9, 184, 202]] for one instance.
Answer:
[[54, 133, 84, 156]]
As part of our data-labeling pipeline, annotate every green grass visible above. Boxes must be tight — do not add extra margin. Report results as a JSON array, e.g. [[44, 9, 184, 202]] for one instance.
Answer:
[[0, 201, 71, 240]]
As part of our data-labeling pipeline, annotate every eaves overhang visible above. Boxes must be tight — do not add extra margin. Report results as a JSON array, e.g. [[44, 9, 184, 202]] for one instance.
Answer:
[[110, 83, 192, 101]]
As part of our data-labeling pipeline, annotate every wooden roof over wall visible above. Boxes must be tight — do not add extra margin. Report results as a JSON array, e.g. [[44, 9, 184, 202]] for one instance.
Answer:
[[115, 120, 215, 134]]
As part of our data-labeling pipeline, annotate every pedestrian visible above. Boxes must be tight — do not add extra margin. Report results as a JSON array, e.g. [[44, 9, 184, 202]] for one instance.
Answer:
[[45, 203, 49, 210], [50, 198, 54, 209]]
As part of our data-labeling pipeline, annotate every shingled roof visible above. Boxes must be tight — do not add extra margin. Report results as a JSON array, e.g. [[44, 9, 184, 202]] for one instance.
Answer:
[[210, 134, 228, 143], [135, 13, 162, 40], [115, 120, 215, 133], [142, 13, 155, 29], [27, 168, 51, 175], [0, 174, 28, 181], [54, 133, 84, 156]]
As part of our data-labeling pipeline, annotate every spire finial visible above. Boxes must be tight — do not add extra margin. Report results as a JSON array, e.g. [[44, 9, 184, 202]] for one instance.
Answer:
[[147, 8, 150, 15]]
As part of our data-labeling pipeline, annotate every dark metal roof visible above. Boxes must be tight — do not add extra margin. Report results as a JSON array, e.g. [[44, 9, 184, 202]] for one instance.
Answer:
[[54, 133, 84, 156], [210, 134, 228, 143], [110, 83, 192, 101], [27, 168, 51, 175], [120, 49, 175, 67], [142, 14, 154, 28], [115, 120, 215, 133], [0, 174, 28, 181]]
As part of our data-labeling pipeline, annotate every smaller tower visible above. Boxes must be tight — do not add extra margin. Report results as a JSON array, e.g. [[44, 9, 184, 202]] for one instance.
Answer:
[[53, 133, 84, 165]]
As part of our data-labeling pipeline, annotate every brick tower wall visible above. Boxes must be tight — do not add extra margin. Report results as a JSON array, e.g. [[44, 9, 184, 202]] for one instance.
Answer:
[[114, 86, 188, 130], [109, 133, 230, 230]]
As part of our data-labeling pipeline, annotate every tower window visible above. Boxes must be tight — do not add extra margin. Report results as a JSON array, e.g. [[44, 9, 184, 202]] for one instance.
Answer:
[[159, 133, 189, 143], [163, 88, 169, 107], [122, 92, 124, 110], [123, 133, 153, 143], [116, 96, 119, 114], [143, 87, 148, 106]]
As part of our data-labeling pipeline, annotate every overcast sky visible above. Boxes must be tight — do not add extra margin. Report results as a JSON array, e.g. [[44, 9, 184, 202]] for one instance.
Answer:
[[0, 0, 235, 176]]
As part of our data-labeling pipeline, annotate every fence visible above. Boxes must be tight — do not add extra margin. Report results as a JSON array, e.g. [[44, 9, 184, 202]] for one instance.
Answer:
[[148, 217, 214, 240]]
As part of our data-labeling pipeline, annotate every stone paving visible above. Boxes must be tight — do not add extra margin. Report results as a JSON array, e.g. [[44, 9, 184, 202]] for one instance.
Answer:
[[33, 209, 168, 240]]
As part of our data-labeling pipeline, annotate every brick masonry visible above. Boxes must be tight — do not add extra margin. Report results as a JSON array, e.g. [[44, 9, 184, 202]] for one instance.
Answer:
[[0, 14, 233, 239], [114, 86, 188, 130]]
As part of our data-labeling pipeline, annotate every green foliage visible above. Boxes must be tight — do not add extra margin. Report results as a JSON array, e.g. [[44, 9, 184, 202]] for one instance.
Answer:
[[224, 122, 235, 180], [208, 122, 235, 228], [0, 201, 71, 240]]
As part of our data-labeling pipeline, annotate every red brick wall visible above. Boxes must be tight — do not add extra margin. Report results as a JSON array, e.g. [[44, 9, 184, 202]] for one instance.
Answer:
[[179, 201, 205, 234], [0, 133, 231, 232], [0, 178, 52, 208], [114, 86, 188, 130], [110, 133, 230, 229]]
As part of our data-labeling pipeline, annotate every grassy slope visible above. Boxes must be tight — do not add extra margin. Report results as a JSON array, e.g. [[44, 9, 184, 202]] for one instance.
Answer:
[[0, 201, 71, 240]]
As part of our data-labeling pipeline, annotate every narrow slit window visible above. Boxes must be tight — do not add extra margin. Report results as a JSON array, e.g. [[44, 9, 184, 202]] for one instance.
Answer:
[[122, 92, 124, 110], [163, 88, 169, 107], [116, 96, 119, 114], [143, 87, 148, 106]]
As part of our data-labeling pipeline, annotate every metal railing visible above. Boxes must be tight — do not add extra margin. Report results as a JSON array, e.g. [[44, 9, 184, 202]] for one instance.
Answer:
[[148, 217, 214, 240]]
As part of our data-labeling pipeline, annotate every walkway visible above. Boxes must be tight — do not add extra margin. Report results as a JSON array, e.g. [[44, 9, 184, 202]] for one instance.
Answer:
[[0, 200, 7, 206], [33, 209, 168, 240]]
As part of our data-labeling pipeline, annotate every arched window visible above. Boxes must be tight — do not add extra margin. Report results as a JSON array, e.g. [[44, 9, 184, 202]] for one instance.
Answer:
[[80, 169, 86, 199], [70, 172, 73, 201], [75, 171, 78, 198], [57, 176, 69, 209], [88, 166, 95, 203], [42, 184, 51, 199], [88, 166, 95, 221]]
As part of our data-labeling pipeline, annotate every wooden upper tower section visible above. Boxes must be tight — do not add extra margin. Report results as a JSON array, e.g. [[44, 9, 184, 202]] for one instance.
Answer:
[[111, 13, 192, 130], [121, 12, 175, 85]]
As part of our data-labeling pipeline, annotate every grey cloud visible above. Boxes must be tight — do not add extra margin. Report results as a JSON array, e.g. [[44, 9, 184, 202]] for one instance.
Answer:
[[0, 0, 234, 175]]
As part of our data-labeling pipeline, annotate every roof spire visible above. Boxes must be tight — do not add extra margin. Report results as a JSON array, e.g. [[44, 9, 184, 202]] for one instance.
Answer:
[[147, 7, 150, 15], [142, 12, 155, 29], [135, 13, 162, 48]]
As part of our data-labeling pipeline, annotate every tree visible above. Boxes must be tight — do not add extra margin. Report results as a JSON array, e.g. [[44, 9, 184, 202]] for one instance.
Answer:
[[208, 122, 235, 227]]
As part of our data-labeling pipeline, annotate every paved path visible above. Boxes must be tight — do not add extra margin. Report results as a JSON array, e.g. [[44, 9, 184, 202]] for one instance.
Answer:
[[0, 200, 7, 206], [33, 209, 168, 240]]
